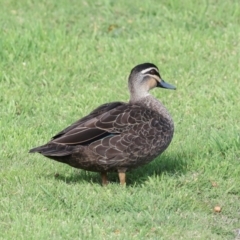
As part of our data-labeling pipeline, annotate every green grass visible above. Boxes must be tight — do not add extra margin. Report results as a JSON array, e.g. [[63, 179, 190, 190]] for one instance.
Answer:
[[1, 0, 240, 239]]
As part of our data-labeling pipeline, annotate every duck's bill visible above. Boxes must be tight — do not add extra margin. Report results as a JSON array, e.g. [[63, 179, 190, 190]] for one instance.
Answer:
[[158, 79, 176, 90]]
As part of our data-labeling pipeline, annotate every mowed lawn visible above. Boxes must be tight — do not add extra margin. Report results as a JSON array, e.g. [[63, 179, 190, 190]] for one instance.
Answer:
[[1, 0, 240, 239]]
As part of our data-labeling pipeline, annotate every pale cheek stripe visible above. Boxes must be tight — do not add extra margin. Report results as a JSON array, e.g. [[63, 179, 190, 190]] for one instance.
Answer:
[[140, 67, 159, 74]]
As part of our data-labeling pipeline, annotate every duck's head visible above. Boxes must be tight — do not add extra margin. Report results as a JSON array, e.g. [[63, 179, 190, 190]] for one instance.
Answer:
[[128, 63, 176, 101]]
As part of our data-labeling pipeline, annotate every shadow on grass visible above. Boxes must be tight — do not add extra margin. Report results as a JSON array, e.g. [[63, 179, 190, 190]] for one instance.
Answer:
[[49, 151, 188, 186], [126, 152, 188, 186]]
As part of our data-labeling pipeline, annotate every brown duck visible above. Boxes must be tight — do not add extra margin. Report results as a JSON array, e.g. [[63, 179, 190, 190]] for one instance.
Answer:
[[29, 63, 176, 185]]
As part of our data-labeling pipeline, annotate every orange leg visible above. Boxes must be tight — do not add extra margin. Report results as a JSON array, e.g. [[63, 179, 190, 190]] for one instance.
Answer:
[[118, 172, 126, 185], [101, 172, 108, 185]]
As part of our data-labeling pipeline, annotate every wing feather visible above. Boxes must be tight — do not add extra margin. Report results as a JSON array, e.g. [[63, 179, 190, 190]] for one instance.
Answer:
[[52, 102, 124, 139], [50, 101, 158, 146]]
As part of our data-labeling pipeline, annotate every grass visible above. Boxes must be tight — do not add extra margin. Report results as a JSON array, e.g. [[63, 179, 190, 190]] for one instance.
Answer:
[[1, 0, 240, 239]]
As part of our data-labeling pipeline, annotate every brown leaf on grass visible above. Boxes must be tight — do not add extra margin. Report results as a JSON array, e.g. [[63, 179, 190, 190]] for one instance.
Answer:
[[108, 24, 119, 32], [211, 181, 218, 187], [214, 206, 221, 213]]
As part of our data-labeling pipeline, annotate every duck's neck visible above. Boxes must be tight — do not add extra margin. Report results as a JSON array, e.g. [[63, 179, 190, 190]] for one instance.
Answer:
[[129, 88, 150, 103], [130, 95, 173, 122]]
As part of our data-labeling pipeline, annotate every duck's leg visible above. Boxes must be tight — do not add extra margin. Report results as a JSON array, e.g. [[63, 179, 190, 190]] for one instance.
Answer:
[[118, 169, 126, 185], [101, 172, 108, 185], [118, 172, 126, 185]]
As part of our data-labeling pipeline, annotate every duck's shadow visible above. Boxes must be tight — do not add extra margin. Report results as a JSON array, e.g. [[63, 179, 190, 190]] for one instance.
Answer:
[[50, 152, 187, 186]]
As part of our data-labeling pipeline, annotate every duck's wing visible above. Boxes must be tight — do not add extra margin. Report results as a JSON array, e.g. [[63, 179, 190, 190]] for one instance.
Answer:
[[50, 102, 154, 146], [50, 101, 126, 145], [52, 102, 124, 140]]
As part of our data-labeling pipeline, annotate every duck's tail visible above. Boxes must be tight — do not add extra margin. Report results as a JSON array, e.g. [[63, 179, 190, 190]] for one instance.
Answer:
[[29, 143, 76, 157]]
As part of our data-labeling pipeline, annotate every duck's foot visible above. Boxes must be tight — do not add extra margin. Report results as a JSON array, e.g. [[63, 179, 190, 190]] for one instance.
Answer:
[[101, 172, 108, 185], [118, 172, 126, 186]]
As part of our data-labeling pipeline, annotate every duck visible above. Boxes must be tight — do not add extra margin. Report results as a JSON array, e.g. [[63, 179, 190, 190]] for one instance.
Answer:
[[29, 63, 176, 185]]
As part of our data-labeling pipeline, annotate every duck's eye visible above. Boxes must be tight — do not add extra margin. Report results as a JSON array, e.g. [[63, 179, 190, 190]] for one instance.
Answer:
[[149, 69, 157, 75]]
